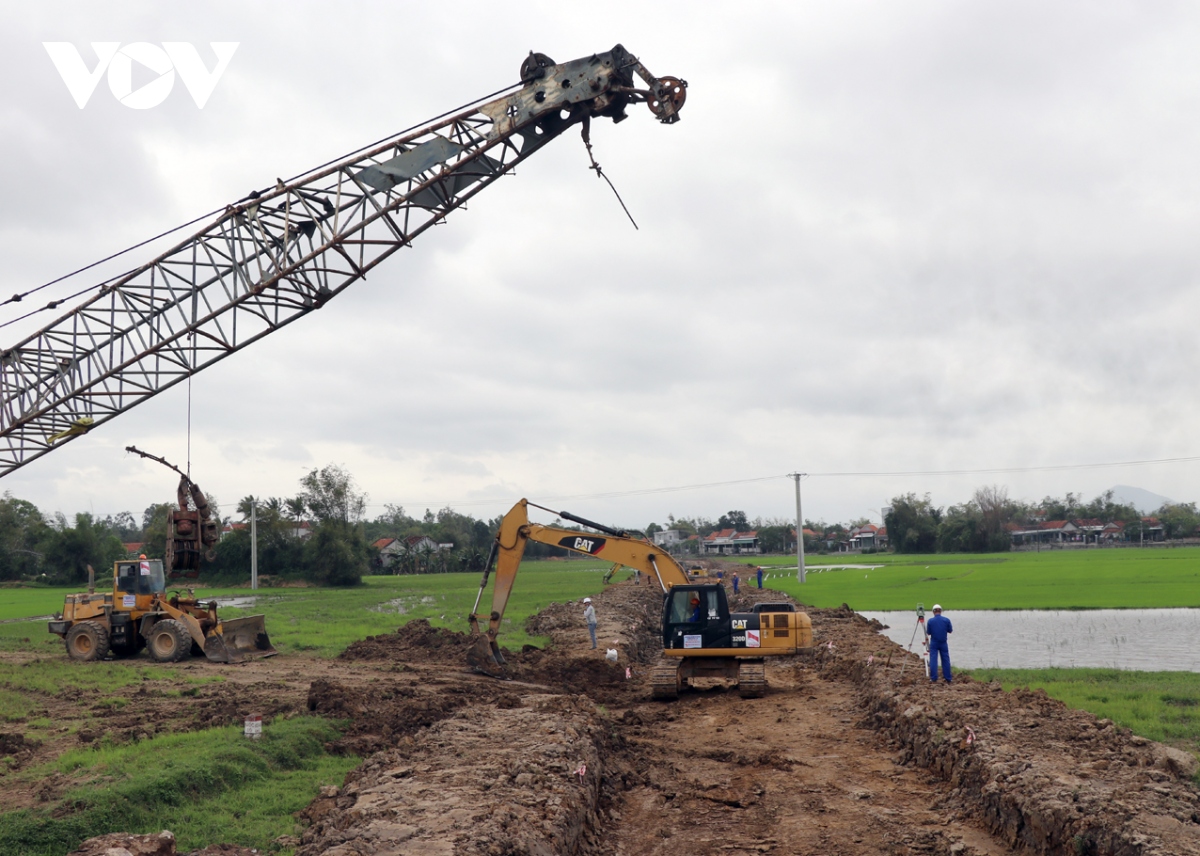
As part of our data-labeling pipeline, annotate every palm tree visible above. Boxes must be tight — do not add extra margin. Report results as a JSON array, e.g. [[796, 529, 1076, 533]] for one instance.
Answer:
[[236, 495, 258, 522], [285, 497, 306, 536]]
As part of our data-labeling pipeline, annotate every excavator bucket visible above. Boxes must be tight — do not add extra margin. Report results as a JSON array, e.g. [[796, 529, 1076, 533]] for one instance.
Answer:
[[203, 615, 277, 664], [466, 634, 507, 678]]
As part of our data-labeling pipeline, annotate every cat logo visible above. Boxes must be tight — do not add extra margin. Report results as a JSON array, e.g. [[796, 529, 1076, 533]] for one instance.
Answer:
[[731, 618, 748, 630], [557, 535, 607, 554]]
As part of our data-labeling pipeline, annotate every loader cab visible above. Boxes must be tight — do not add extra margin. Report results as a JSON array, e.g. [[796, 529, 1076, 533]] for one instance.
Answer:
[[662, 584, 732, 650], [115, 559, 166, 598]]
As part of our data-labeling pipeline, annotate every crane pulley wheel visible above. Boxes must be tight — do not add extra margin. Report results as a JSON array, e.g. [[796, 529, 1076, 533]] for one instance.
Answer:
[[520, 52, 556, 84], [648, 76, 688, 122]]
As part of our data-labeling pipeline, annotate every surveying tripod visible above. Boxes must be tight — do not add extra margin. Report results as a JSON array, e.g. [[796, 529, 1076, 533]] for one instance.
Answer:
[[897, 603, 929, 683]]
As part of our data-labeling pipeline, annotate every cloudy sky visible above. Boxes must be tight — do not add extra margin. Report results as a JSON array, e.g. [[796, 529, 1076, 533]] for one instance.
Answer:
[[3, 2, 1199, 530]]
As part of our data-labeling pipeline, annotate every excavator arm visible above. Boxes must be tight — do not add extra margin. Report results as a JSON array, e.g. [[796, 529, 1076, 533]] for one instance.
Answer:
[[0, 46, 685, 477], [467, 498, 689, 674]]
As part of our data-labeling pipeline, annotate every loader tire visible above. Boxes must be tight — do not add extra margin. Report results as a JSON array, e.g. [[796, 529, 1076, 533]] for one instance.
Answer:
[[148, 619, 191, 663], [65, 621, 110, 662]]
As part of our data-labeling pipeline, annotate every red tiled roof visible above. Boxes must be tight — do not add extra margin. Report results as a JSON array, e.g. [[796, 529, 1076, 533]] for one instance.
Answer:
[[372, 537, 396, 549]]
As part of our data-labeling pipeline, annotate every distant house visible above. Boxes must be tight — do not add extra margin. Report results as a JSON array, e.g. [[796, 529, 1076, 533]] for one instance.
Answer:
[[1009, 520, 1080, 546], [848, 524, 880, 550], [122, 542, 145, 557], [701, 529, 760, 555], [403, 535, 442, 553], [220, 522, 247, 540], [1139, 517, 1165, 541], [652, 529, 687, 547], [1073, 518, 1106, 543], [371, 537, 405, 568]]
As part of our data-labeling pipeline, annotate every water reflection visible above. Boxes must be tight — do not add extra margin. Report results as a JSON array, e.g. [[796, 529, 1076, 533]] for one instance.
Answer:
[[858, 609, 1200, 671]]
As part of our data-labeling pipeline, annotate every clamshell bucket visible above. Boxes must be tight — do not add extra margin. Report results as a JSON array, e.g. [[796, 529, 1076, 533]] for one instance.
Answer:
[[202, 614, 276, 663]]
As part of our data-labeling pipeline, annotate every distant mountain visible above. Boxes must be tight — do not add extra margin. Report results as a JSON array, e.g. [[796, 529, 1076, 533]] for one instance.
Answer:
[[1108, 485, 1174, 514]]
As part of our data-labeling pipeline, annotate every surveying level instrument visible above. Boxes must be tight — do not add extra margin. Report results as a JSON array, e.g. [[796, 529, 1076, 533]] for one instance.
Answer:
[[897, 602, 930, 684]]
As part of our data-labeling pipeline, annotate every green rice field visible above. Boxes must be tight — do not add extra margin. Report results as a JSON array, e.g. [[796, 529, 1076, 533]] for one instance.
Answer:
[[753, 546, 1200, 610]]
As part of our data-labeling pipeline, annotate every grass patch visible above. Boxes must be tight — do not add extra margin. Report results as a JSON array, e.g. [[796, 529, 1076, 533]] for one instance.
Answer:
[[965, 666, 1200, 751], [211, 560, 621, 657], [0, 660, 222, 696], [0, 688, 37, 722], [752, 547, 1200, 610], [0, 716, 358, 856], [0, 559, 622, 659]]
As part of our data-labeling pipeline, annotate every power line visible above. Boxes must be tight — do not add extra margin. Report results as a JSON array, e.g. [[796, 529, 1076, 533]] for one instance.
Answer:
[[808, 454, 1200, 478], [363, 453, 1200, 510]]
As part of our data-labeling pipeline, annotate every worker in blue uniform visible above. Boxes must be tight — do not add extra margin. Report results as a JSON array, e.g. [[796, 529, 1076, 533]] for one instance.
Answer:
[[926, 604, 953, 684]]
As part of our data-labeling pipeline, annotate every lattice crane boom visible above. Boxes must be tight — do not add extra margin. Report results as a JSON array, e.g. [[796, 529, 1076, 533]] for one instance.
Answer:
[[0, 45, 686, 477]]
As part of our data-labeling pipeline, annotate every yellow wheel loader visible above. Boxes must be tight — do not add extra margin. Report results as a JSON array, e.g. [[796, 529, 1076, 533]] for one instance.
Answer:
[[468, 499, 814, 699], [48, 559, 276, 664]]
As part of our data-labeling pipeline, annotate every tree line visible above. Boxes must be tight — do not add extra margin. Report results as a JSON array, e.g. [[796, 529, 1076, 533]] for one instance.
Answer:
[[0, 466, 626, 588], [4, 474, 1197, 586], [0, 465, 382, 587], [883, 487, 1200, 555]]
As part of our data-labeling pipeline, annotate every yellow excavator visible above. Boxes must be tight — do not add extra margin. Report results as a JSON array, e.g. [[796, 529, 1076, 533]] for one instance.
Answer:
[[468, 499, 814, 698], [48, 558, 276, 663]]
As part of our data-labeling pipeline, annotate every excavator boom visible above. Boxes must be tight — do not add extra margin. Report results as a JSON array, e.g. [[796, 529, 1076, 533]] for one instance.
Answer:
[[467, 498, 688, 674]]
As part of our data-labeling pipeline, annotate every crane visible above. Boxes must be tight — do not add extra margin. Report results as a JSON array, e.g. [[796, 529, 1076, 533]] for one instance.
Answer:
[[0, 46, 686, 477]]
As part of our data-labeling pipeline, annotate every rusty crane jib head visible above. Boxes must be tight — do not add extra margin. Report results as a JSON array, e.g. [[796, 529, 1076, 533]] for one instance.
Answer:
[[513, 45, 687, 127]]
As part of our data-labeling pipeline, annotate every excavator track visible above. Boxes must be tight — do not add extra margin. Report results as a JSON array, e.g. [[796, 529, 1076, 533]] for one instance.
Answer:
[[737, 661, 766, 698], [651, 661, 682, 700]]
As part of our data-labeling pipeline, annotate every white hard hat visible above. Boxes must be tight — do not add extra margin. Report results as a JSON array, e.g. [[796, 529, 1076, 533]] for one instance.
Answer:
[[583, 598, 592, 603], [932, 604, 942, 611]]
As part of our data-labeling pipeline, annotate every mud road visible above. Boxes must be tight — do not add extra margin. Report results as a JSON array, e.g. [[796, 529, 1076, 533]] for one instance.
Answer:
[[5, 577, 1199, 856]]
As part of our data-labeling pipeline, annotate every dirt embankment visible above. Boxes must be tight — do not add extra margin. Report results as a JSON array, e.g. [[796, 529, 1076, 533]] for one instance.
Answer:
[[295, 581, 1200, 855], [35, 574, 1200, 855]]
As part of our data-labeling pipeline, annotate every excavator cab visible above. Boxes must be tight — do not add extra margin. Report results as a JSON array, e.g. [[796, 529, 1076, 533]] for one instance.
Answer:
[[662, 584, 733, 650]]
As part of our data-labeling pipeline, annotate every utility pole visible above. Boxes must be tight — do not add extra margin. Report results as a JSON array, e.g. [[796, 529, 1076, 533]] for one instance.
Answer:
[[250, 501, 258, 590], [791, 473, 806, 583]]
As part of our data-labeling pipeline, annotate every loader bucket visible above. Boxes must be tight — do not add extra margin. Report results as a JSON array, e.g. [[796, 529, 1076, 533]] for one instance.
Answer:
[[466, 634, 507, 679], [203, 614, 277, 664]]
